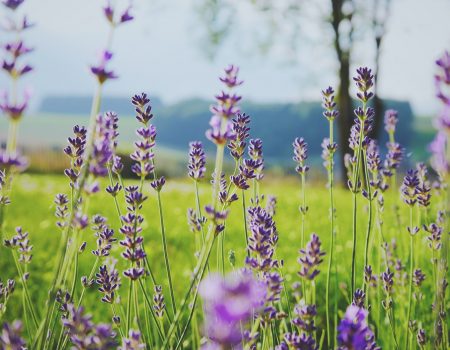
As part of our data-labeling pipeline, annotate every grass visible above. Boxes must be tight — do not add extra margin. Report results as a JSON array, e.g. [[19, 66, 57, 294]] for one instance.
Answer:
[[0, 171, 442, 348]]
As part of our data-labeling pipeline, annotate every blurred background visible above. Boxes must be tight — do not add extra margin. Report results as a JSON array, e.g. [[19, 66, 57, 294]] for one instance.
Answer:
[[1, 0, 449, 179]]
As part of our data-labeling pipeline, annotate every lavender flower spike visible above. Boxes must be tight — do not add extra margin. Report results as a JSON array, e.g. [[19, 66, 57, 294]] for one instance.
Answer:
[[337, 305, 379, 350], [188, 141, 206, 180], [293, 137, 309, 174], [298, 233, 325, 280], [199, 271, 266, 349]]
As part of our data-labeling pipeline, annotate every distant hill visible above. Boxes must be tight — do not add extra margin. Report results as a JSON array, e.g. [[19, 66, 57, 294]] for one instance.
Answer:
[[37, 95, 414, 165], [39, 95, 164, 115]]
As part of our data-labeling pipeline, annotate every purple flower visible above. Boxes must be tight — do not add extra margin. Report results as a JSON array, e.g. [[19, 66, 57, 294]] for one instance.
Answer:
[[280, 332, 317, 350], [0, 150, 28, 173], [1, 0, 24, 10], [298, 233, 325, 280], [130, 99, 157, 179], [292, 303, 317, 334], [384, 141, 403, 171], [0, 93, 28, 120], [353, 67, 374, 103], [153, 285, 166, 319], [322, 86, 339, 120], [54, 194, 69, 229], [96, 264, 121, 303], [120, 186, 147, 278], [384, 109, 398, 135], [321, 138, 338, 170], [248, 138, 264, 180], [423, 223, 442, 251], [132, 93, 154, 125], [228, 113, 251, 160], [429, 132, 449, 176], [0, 320, 26, 349], [293, 137, 309, 174], [199, 271, 266, 348], [62, 304, 117, 349], [219, 65, 243, 89], [150, 176, 166, 192], [90, 50, 117, 84], [352, 289, 366, 308], [417, 329, 427, 347], [401, 169, 419, 206], [187, 208, 204, 233], [89, 113, 117, 178], [188, 141, 206, 180], [337, 305, 379, 350], [206, 66, 242, 145], [64, 125, 87, 187], [104, 0, 134, 26], [92, 219, 117, 258], [119, 329, 145, 350], [246, 205, 279, 273], [3, 227, 32, 264]]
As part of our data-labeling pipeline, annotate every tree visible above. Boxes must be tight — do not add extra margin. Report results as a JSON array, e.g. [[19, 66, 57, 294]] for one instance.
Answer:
[[195, 0, 393, 182]]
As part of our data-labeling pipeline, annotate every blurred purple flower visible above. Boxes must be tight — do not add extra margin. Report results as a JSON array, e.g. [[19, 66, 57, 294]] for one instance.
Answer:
[[1, 0, 24, 10], [90, 50, 117, 84], [188, 141, 206, 180], [0, 320, 26, 349], [337, 305, 379, 350], [199, 271, 266, 348]]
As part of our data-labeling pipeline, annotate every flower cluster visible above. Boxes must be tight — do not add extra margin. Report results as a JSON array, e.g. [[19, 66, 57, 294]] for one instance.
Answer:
[[89, 112, 118, 181], [337, 305, 379, 350], [248, 138, 264, 181], [64, 125, 87, 188], [4, 226, 32, 264], [62, 304, 116, 349], [293, 137, 309, 174], [206, 65, 242, 145], [119, 186, 147, 280], [103, 0, 133, 27], [0, 278, 15, 316], [0, 320, 26, 349], [401, 169, 419, 207], [188, 141, 206, 181], [119, 330, 145, 350], [0, 170, 11, 207], [228, 113, 250, 161], [246, 205, 280, 272], [199, 271, 266, 349], [153, 285, 166, 319], [91, 215, 117, 257], [298, 233, 325, 280], [1, 0, 33, 123], [96, 263, 121, 303], [130, 94, 156, 179]]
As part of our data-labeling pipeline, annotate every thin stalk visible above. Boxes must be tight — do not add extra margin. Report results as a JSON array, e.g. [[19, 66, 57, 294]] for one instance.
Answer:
[[156, 190, 177, 318], [242, 190, 249, 256], [137, 278, 164, 341], [126, 279, 133, 333], [363, 151, 373, 307], [11, 251, 39, 329], [325, 119, 335, 349], [405, 207, 414, 350], [351, 116, 366, 296], [36, 82, 103, 347]]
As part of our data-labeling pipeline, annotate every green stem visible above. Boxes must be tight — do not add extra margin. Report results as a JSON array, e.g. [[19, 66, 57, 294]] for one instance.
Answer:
[[351, 116, 366, 297], [405, 207, 414, 350], [156, 190, 177, 318]]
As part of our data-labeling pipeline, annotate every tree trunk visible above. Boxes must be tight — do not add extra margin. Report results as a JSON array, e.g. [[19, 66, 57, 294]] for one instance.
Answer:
[[371, 36, 384, 142], [337, 55, 353, 185]]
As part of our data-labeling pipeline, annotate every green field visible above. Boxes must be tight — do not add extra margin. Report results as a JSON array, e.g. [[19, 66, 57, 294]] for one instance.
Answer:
[[0, 171, 444, 348]]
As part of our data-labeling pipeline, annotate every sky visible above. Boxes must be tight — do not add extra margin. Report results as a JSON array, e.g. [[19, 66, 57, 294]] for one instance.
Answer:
[[1, 0, 450, 116]]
